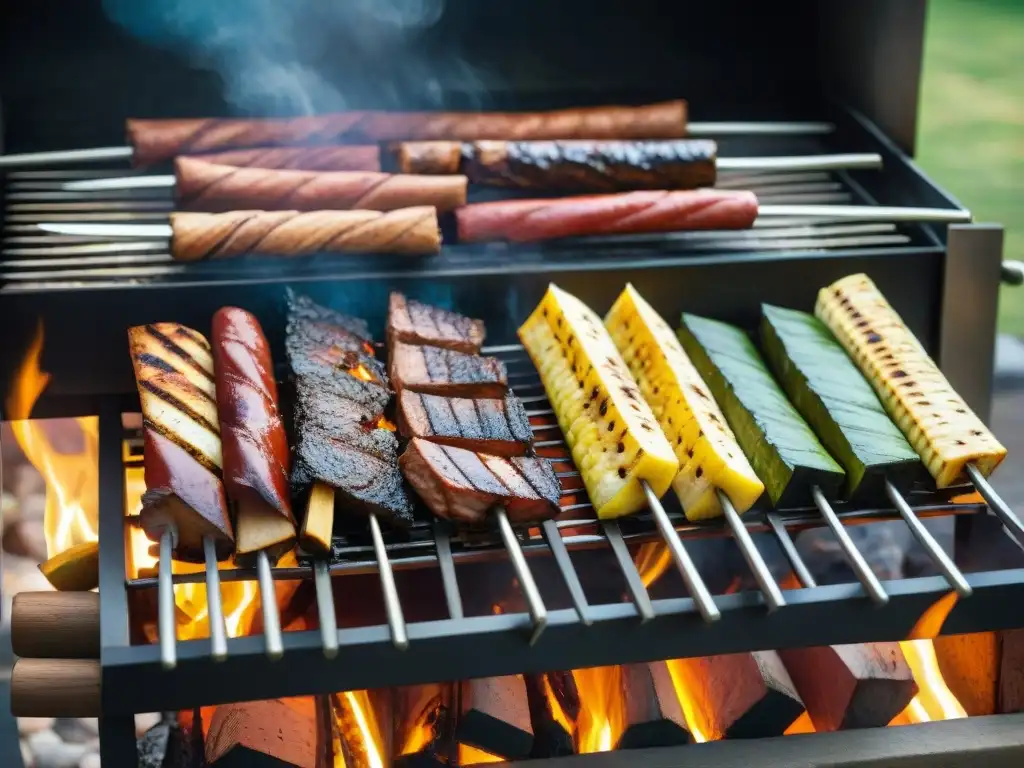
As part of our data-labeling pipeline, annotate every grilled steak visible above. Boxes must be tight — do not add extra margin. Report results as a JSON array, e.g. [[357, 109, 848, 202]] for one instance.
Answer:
[[295, 377, 398, 462], [397, 390, 532, 457], [400, 438, 560, 524], [287, 294, 390, 411], [389, 340, 507, 398], [387, 292, 485, 353]]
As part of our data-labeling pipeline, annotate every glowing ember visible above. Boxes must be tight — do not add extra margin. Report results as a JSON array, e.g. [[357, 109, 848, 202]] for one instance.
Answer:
[[458, 745, 504, 764], [333, 691, 387, 768], [6, 324, 98, 558], [350, 364, 377, 383], [572, 666, 625, 753], [377, 416, 397, 432]]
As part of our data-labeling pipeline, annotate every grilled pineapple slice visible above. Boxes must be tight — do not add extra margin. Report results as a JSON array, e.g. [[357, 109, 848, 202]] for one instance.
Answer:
[[519, 284, 678, 519], [605, 285, 764, 520], [816, 274, 1006, 487]]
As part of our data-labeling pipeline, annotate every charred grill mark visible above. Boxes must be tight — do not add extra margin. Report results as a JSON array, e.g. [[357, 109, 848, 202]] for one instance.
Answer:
[[139, 379, 220, 436], [137, 352, 177, 375], [142, 415, 222, 478], [145, 324, 215, 382]]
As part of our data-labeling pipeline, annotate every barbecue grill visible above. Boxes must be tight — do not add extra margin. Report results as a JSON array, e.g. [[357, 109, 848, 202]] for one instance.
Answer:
[[3, 1, 1024, 766]]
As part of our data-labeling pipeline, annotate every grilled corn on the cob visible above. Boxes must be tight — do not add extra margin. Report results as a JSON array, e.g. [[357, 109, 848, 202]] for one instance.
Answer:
[[815, 274, 1006, 487], [606, 285, 764, 519], [519, 284, 678, 518]]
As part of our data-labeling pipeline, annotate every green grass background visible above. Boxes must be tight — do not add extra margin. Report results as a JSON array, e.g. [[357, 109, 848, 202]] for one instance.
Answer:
[[918, 0, 1024, 334]]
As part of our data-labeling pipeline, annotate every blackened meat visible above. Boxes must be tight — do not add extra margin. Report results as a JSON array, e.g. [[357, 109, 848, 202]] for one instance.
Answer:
[[287, 288, 372, 341], [387, 292, 485, 353], [397, 390, 532, 457], [294, 378, 398, 462], [400, 438, 560, 524], [389, 340, 507, 398]]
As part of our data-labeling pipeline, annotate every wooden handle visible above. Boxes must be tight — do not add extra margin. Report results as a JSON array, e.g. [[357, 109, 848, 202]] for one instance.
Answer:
[[11, 659, 101, 718], [11, 591, 100, 659]]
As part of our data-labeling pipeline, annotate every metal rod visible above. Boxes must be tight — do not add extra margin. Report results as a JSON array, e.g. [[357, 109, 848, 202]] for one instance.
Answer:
[[602, 522, 656, 622], [542, 519, 592, 625], [202, 536, 229, 661], [758, 204, 972, 223], [369, 513, 409, 650], [313, 560, 339, 659], [643, 481, 720, 622], [812, 487, 889, 605], [688, 121, 834, 136], [886, 481, 972, 597], [965, 464, 1024, 549], [765, 512, 817, 588], [0, 146, 134, 168], [496, 508, 548, 644], [158, 530, 177, 670], [256, 551, 284, 660], [718, 153, 881, 172], [64, 174, 175, 192], [719, 492, 786, 612], [434, 524, 465, 620]]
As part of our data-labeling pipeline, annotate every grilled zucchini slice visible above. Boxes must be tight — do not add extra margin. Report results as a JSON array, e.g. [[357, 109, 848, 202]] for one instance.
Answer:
[[760, 304, 923, 501], [519, 284, 679, 519], [816, 273, 1006, 487], [678, 313, 845, 508], [606, 285, 764, 519]]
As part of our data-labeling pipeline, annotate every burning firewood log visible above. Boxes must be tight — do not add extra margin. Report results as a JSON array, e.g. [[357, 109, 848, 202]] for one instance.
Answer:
[[137, 713, 193, 768], [393, 683, 456, 766], [205, 698, 323, 767], [332, 689, 392, 768], [615, 662, 691, 750], [523, 673, 574, 757], [667, 651, 805, 739], [456, 675, 534, 761], [778, 643, 919, 730]]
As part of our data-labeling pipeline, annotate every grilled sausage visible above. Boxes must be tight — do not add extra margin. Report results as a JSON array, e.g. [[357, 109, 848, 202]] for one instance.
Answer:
[[194, 146, 381, 171], [455, 190, 759, 243], [129, 323, 234, 562], [175, 158, 467, 213], [211, 308, 295, 561], [170, 208, 441, 260], [126, 101, 687, 165], [397, 139, 719, 192]]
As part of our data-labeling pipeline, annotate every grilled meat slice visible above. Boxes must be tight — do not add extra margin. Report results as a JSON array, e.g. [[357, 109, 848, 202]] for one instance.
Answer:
[[400, 438, 560, 524], [389, 340, 508, 398], [387, 292, 485, 353], [129, 323, 234, 561], [287, 288, 373, 342], [292, 420, 413, 526], [295, 377, 398, 462], [397, 390, 532, 457], [287, 299, 390, 412]]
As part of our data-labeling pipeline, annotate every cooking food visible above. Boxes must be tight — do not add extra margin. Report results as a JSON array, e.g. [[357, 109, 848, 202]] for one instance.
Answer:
[[287, 294, 413, 548], [606, 285, 764, 520], [455, 190, 758, 243], [126, 101, 688, 165], [211, 307, 296, 561], [286, 291, 391, 411], [397, 390, 532, 457], [195, 146, 381, 171], [389, 341, 508, 398], [397, 139, 718, 192], [129, 323, 233, 561], [759, 304, 923, 501], [170, 208, 441, 260], [400, 438, 561, 524], [677, 313, 845, 508], [174, 158, 468, 213], [388, 292, 485, 353], [816, 273, 1007, 487], [519, 284, 678, 519]]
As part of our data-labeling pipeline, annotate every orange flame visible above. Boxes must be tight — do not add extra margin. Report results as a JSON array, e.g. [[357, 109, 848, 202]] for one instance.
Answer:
[[458, 745, 504, 764], [332, 691, 387, 768], [377, 416, 397, 432], [634, 542, 671, 589], [662, 661, 712, 743], [6, 324, 98, 558], [892, 592, 966, 725], [350, 364, 377, 383], [572, 666, 626, 753]]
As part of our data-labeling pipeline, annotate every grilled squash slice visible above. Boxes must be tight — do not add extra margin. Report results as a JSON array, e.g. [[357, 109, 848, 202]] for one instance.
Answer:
[[519, 284, 678, 519], [816, 273, 1006, 487], [606, 285, 764, 519]]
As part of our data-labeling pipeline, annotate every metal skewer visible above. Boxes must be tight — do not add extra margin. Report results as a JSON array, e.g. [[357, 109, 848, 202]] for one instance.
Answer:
[[368, 513, 409, 651], [255, 551, 283, 659], [0, 146, 134, 168], [642, 481, 720, 622], [157, 530, 177, 670], [312, 560, 339, 659], [58, 152, 881, 192], [811, 487, 888, 605], [496, 508, 549, 644], [965, 463, 1024, 550], [202, 536, 229, 661], [885, 481, 972, 597], [718, 491, 786, 611]]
